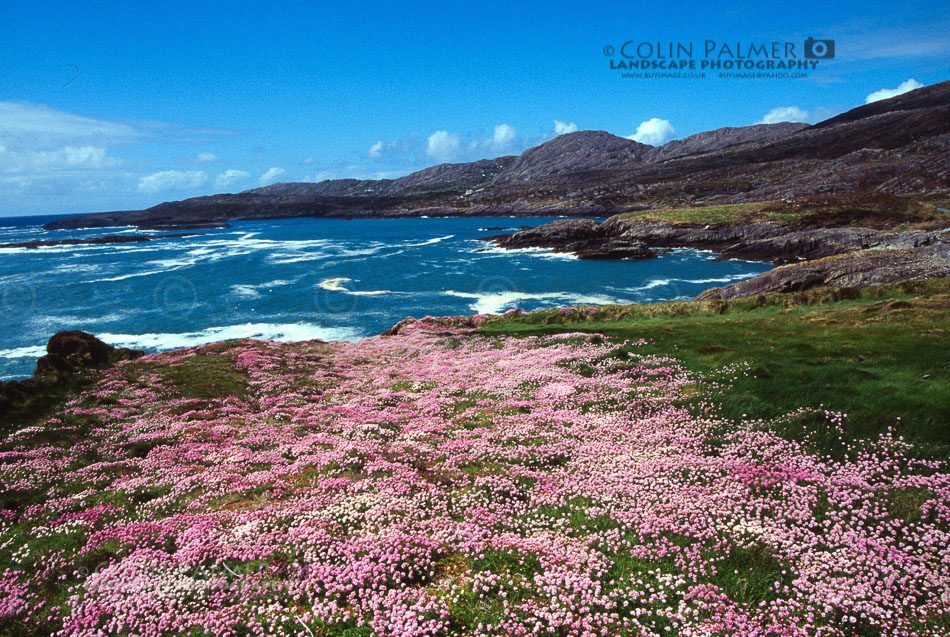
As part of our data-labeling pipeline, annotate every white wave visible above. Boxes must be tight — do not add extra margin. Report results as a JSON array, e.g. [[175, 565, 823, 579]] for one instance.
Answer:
[[269, 254, 330, 265], [97, 322, 361, 351], [443, 290, 622, 315], [30, 311, 132, 329], [680, 272, 760, 284], [230, 278, 295, 299], [0, 345, 46, 359], [231, 285, 261, 298], [403, 234, 454, 247], [146, 258, 197, 269], [473, 245, 578, 260], [318, 277, 391, 296], [51, 262, 101, 274], [621, 272, 759, 293], [338, 246, 389, 257], [634, 279, 673, 291], [319, 277, 351, 292], [91, 265, 189, 282]]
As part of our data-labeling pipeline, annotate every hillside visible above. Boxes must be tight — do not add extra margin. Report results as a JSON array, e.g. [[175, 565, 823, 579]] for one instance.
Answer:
[[44, 81, 950, 231]]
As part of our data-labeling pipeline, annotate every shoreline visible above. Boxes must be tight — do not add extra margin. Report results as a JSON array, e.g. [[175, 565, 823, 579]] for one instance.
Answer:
[[480, 200, 950, 299]]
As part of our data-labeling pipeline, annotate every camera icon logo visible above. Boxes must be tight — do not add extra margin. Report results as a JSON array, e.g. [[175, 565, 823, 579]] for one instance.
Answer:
[[804, 37, 835, 59]]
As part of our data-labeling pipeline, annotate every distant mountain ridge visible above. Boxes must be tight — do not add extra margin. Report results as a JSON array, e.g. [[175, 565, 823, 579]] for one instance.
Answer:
[[45, 81, 950, 230], [241, 124, 807, 197], [246, 157, 517, 198]]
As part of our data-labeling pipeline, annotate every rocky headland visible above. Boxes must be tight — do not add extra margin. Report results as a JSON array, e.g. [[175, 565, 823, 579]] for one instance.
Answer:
[[482, 192, 949, 299]]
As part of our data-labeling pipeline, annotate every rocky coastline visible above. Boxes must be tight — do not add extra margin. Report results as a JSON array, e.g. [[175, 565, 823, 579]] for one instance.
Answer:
[[0, 232, 199, 250], [482, 211, 950, 299]]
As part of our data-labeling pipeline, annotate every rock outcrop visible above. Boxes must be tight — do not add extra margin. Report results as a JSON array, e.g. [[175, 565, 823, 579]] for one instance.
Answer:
[[0, 332, 144, 417], [485, 216, 949, 264], [0, 233, 197, 250], [695, 248, 950, 300], [33, 331, 143, 379], [483, 219, 654, 259]]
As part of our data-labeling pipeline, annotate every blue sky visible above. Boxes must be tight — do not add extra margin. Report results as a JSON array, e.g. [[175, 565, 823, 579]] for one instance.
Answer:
[[0, 1, 947, 217]]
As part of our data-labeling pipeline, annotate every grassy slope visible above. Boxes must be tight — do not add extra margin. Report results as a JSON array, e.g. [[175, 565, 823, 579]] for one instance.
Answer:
[[611, 195, 946, 227], [480, 279, 950, 458]]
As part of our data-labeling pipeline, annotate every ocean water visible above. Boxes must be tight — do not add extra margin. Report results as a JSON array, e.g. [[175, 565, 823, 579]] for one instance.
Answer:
[[0, 215, 771, 379]]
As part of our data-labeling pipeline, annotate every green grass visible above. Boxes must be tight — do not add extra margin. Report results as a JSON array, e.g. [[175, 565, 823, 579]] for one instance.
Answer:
[[612, 193, 945, 228], [480, 279, 950, 458], [152, 349, 250, 400], [614, 201, 783, 225]]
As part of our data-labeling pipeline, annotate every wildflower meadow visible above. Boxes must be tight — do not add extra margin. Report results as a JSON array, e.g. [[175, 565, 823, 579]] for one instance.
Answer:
[[1, 316, 948, 635]]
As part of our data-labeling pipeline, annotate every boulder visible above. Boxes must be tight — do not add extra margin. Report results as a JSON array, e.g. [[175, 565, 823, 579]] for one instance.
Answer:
[[33, 331, 143, 378]]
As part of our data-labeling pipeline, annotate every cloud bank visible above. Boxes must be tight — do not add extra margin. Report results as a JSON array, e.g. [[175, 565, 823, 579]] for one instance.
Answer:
[[138, 170, 208, 193], [865, 79, 924, 103]]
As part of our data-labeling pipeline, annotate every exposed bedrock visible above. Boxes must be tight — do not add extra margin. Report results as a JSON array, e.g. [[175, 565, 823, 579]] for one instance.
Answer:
[[695, 247, 950, 300]]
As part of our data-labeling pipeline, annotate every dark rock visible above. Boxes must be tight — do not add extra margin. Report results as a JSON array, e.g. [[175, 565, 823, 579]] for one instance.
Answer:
[[47, 331, 115, 365], [0, 233, 197, 250], [33, 331, 144, 379], [33, 353, 73, 377], [2, 333, 144, 417], [696, 248, 950, 300], [485, 218, 654, 260], [495, 215, 949, 265]]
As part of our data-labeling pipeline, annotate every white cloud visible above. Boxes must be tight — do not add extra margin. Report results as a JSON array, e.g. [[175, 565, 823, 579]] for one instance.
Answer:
[[865, 79, 924, 103], [758, 106, 810, 124], [426, 130, 462, 162], [37, 146, 115, 168], [259, 167, 286, 185], [627, 118, 676, 145], [214, 169, 251, 189], [554, 120, 578, 135], [0, 102, 125, 179], [0, 101, 140, 147], [491, 124, 517, 148], [137, 170, 207, 193], [367, 135, 420, 163], [195, 152, 219, 163], [0, 145, 116, 173]]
